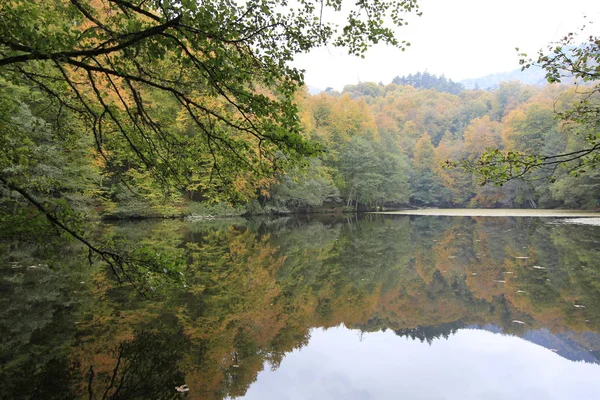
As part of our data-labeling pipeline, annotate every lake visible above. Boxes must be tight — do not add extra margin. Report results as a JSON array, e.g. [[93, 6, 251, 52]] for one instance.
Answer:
[[1, 212, 600, 399]]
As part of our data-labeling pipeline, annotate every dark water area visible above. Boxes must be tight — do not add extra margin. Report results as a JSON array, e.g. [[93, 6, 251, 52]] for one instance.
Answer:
[[1, 214, 600, 399]]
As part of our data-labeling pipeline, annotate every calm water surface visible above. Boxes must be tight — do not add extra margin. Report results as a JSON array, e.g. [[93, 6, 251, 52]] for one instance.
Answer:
[[1, 214, 599, 399]]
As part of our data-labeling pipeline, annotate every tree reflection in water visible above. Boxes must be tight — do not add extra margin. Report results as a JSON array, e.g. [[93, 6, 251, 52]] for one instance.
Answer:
[[1, 215, 599, 398]]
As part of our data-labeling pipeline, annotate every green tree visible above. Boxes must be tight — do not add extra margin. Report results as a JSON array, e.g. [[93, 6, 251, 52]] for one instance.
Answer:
[[392, 71, 464, 95], [378, 148, 410, 205], [339, 136, 385, 208], [265, 159, 341, 212], [411, 134, 447, 205]]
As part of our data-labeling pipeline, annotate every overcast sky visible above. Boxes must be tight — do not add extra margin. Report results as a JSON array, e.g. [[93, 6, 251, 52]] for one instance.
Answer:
[[242, 327, 600, 399], [294, 0, 600, 91]]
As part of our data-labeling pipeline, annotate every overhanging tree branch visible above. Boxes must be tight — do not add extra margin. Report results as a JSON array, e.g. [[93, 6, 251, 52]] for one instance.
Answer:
[[0, 15, 181, 67], [0, 174, 147, 295]]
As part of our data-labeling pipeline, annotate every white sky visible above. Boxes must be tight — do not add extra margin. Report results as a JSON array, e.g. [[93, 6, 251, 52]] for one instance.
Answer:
[[242, 327, 600, 399], [294, 0, 600, 91]]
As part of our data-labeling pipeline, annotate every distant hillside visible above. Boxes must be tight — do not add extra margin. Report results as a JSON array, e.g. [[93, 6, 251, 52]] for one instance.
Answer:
[[461, 66, 548, 90]]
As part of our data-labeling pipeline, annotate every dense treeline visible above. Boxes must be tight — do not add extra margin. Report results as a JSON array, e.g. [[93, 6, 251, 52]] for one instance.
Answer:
[[4, 76, 598, 225], [3, 74, 598, 227], [262, 79, 600, 211]]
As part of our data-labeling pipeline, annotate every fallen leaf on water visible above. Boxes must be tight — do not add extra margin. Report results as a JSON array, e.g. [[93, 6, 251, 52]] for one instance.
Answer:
[[175, 385, 189, 393]]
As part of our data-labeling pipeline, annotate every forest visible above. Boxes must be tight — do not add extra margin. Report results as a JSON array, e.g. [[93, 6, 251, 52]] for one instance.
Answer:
[[4, 71, 599, 224], [280, 75, 600, 211], [4, 68, 600, 219]]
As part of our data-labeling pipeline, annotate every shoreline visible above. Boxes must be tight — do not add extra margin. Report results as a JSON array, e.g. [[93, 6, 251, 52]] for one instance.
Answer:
[[374, 208, 600, 218]]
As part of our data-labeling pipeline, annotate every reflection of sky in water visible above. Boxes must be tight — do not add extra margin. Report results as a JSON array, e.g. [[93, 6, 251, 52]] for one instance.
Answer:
[[240, 326, 600, 400]]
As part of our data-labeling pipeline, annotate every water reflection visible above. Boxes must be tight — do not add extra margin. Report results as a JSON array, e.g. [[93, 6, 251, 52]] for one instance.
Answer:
[[242, 326, 600, 400], [1, 215, 599, 399]]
